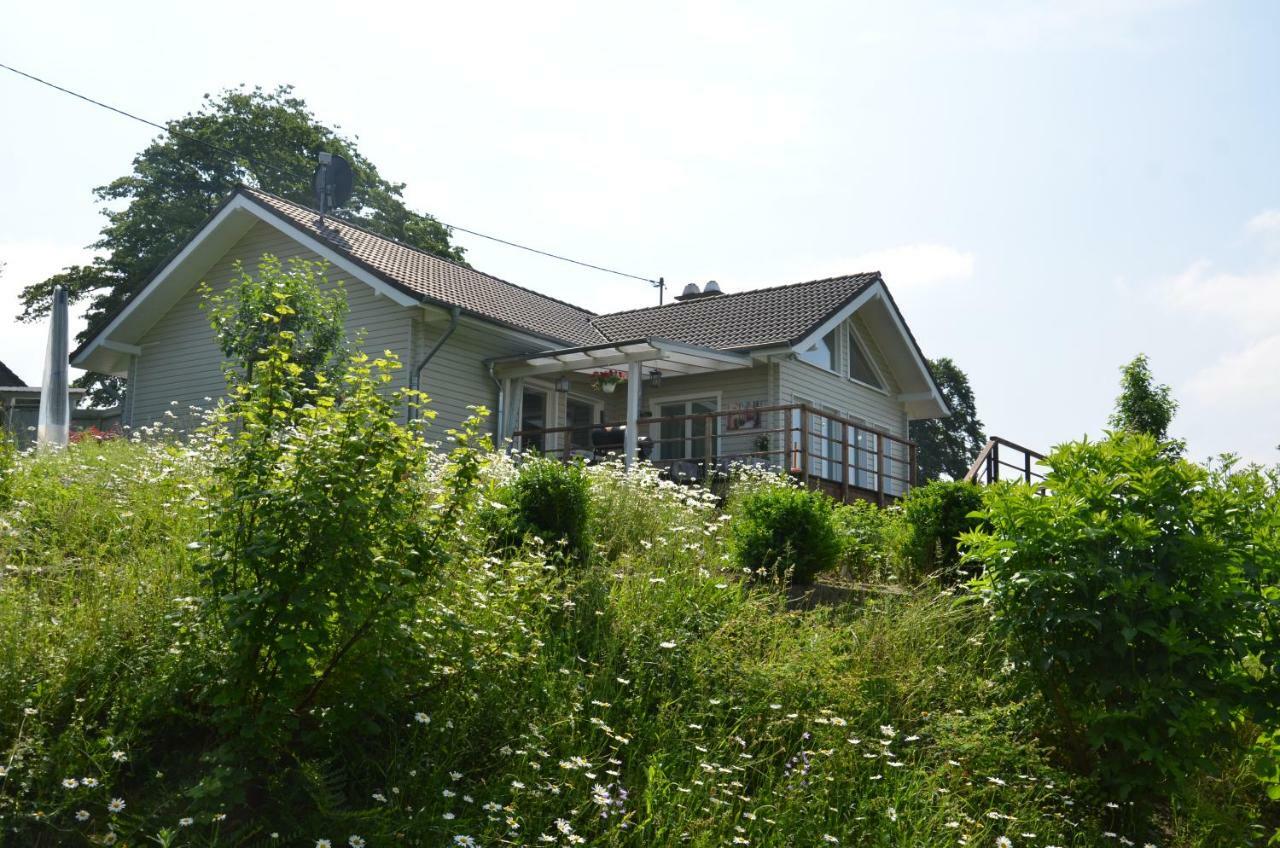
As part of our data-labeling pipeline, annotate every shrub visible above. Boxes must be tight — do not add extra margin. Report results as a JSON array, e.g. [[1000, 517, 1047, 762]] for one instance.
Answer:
[[729, 485, 839, 584], [964, 433, 1280, 800], [506, 456, 593, 564], [899, 479, 984, 581], [830, 499, 903, 583]]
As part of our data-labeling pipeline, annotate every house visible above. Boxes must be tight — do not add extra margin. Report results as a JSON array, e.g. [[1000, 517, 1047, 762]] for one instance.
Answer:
[[0, 360, 108, 446], [72, 186, 949, 501]]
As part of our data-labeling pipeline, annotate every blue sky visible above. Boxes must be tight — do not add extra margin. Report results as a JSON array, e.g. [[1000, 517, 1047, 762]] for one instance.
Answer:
[[2, 0, 1277, 461]]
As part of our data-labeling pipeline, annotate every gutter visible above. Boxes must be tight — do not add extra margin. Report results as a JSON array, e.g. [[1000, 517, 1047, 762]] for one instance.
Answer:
[[408, 306, 461, 424]]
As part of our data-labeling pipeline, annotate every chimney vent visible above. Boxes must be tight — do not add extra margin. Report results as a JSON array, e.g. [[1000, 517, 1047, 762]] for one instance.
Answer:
[[702, 280, 723, 296], [675, 282, 702, 302]]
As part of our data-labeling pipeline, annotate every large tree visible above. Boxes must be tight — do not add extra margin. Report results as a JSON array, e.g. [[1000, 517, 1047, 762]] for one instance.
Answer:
[[18, 85, 464, 406], [910, 357, 986, 482], [1108, 353, 1178, 441]]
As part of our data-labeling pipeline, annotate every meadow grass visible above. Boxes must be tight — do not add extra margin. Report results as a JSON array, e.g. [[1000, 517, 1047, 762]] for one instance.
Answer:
[[0, 440, 1272, 846]]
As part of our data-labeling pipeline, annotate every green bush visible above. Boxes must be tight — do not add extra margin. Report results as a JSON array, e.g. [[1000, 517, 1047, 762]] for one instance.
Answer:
[[830, 499, 903, 583], [899, 479, 985, 580], [729, 485, 839, 584], [964, 433, 1280, 800], [507, 456, 593, 564]]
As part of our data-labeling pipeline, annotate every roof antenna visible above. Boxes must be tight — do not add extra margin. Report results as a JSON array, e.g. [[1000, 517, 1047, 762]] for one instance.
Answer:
[[313, 152, 354, 223], [653, 276, 665, 305]]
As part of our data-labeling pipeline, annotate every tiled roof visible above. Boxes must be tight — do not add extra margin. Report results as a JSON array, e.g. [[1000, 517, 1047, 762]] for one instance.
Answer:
[[240, 187, 605, 346], [591, 274, 880, 350], [0, 361, 26, 387], [241, 188, 878, 353]]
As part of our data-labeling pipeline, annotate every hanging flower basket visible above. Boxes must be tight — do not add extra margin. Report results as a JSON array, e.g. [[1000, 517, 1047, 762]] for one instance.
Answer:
[[591, 369, 627, 394]]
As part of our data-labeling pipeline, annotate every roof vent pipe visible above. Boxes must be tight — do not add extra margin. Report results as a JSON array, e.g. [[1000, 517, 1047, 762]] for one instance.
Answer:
[[702, 280, 722, 295]]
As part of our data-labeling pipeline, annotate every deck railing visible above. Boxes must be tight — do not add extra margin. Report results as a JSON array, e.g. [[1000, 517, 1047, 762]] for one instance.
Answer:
[[963, 437, 1046, 486], [512, 403, 917, 504]]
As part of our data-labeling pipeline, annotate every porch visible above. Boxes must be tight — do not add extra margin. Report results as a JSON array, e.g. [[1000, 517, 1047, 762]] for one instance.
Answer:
[[489, 337, 917, 504], [511, 402, 917, 505]]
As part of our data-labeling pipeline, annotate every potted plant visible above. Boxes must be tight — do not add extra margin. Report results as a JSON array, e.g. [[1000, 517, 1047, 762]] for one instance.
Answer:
[[591, 369, 627, 394]]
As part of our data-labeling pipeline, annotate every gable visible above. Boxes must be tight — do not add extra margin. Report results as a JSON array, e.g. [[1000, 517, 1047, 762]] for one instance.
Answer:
[[789, 280, 948, 419]]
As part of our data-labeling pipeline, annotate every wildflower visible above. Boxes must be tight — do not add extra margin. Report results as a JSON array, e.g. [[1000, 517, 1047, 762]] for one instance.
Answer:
[[415, 712, 430, 724], [349, 837, 366, 848], [102, 834, 117, 845], [110, 751, 127, 762], [62, 778, 79, 789], [879, 724, 895, 737], [823, 835, 839, 843], [179, 818, 194, 826], [450, 770, 463, 781], [659, 640, 677, 649], [213, 812, 227, 822], [81, 777, 99, 788], [443, 812, 456, 820], [108, 798, 125, 814], [372, 792, 387, 803], [316, 841, 332, 848], [75, 810, 90, 822], [454, 838, 478, 848], [886, 807, 897, 822], [996, 838, 1013, 848]]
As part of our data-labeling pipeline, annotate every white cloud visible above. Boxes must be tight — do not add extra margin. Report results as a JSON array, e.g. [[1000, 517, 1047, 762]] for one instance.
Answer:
[[1246, 208, 1280, 250], [834, 243, 975, 292], [1184, 334, 1280, 408], [1163, 259, 1280, 335]]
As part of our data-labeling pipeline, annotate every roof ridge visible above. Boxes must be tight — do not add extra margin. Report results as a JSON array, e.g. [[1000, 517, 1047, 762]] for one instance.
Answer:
[[236, 184, 601, 319], [591, 272, 881, 324]]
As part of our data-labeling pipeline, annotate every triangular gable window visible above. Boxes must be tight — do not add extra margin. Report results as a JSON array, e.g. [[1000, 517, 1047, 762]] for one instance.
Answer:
[[848, 328, 884, 389]]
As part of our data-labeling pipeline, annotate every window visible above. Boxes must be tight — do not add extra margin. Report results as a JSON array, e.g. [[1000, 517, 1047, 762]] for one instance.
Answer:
[[848, 329, 884, 389], [656, 397, 718, 461], [798, 329, 837, 371], [520, 387, 548, 453], [565, 396, 598, 452]]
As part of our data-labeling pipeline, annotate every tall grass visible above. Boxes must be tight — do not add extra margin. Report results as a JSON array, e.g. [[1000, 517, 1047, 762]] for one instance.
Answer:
[[0, 439, 1272, 846]]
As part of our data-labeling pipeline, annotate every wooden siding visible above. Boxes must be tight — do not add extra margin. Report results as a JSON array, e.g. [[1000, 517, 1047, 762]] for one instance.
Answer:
[[777, 312, 910, 439], [413, 317, 559, 441], [129, 221, 415, 428]]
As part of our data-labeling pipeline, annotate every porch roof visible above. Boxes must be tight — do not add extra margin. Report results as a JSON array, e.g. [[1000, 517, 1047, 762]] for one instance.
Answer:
[[488, 337, 753, 379]]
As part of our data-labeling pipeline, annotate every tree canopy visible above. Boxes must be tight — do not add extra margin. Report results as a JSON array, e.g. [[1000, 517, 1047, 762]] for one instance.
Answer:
[[909, 357, 986, 482], [1108, 353, 1178, 442], [18, 85, 464, 406]]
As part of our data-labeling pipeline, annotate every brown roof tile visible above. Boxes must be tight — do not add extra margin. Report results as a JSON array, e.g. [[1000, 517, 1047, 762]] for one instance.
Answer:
[[240, 187, 605, 346], [590, 274, 880, 350]]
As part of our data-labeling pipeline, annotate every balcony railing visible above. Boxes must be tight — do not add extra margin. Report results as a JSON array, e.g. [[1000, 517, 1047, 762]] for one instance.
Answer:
[[512, 402, 917, 504], [963, 437, 1046, 486]]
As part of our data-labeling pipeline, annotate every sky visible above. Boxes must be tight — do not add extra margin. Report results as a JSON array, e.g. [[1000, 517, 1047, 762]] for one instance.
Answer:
[[1, 0, 1277, 462]]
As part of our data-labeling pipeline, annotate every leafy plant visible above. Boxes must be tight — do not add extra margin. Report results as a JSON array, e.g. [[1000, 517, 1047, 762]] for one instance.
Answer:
[[503, 457, 593, 564], [964, 433, 1280, 800], [729, 485, 839, 584], [1109, 353, 1178, 442], [201, 254, 348, 385], [899, 479, 985, 581], [830, 499, 903, 583], [198, 256, 437, 804]]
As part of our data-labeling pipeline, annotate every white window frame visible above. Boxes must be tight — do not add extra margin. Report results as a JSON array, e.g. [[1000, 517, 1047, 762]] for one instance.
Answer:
[[647, 391, 722, 462], [846, 325, 890, 395], [796, 327, 840, 375]]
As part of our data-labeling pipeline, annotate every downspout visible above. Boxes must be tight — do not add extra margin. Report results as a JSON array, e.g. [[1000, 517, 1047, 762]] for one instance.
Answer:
[[408, 306, 461, 424], [487, 361, 504, 445]]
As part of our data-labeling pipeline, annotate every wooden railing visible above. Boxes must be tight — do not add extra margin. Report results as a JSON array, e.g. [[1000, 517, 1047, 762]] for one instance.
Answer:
[[964, 437, 1046, 485], [512, 403, 917, 504]]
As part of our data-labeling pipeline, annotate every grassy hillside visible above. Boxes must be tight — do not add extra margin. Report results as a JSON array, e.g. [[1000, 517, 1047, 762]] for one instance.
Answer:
[[0, 436, 1272, 847]]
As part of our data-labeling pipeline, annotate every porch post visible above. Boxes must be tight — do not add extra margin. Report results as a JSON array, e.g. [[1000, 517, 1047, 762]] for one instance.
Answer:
[[624, 361, 642, 469]]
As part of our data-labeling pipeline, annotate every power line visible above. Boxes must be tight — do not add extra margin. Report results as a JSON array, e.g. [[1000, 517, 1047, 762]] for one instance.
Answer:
[[0, 61, 660, 286]]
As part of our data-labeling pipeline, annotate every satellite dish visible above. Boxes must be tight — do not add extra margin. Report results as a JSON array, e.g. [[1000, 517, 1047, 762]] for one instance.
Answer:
[[313, 152, 354, 216]]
